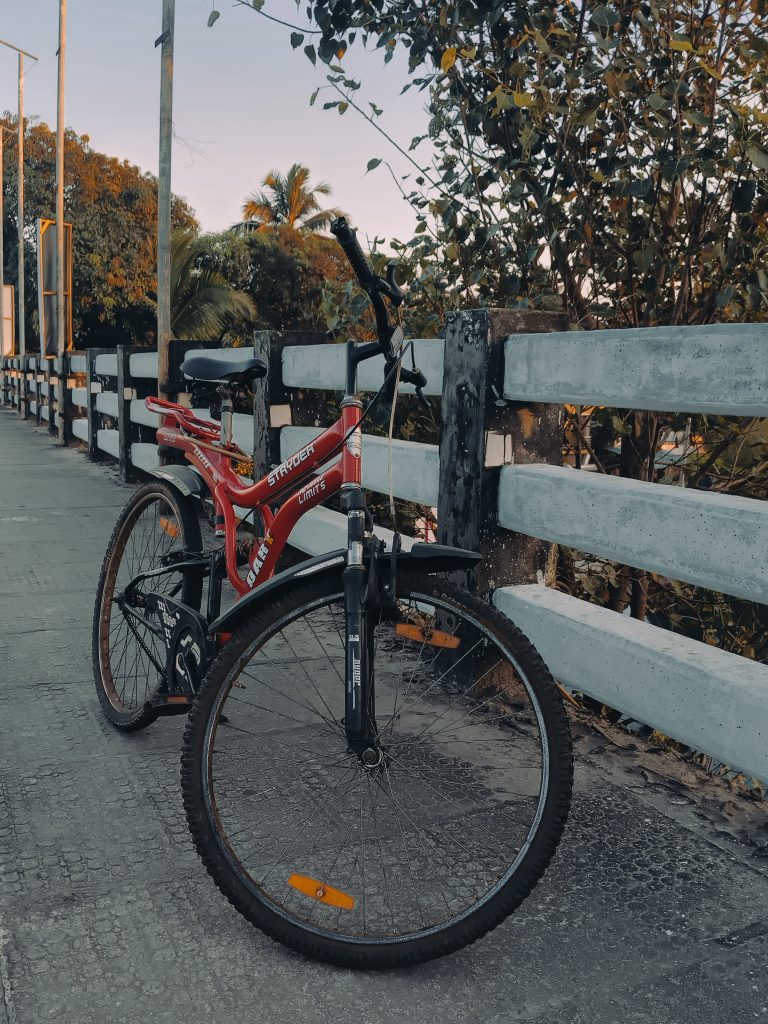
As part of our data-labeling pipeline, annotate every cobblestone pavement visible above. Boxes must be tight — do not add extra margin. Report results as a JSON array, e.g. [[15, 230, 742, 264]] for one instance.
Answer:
[[1, 409, 767, 1024]]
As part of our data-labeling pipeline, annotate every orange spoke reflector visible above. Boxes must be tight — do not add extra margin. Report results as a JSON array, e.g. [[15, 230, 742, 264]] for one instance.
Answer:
[[159, 517, 179, 539], [395, 623, 461, 649], [287, 874, 355, 911]]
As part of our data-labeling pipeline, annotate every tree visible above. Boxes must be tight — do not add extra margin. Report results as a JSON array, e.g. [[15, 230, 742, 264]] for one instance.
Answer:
[[168, 231, 255, 340], [295, 2, 768, 620], [241, 163, 343, 231], [302, 2, 768, 329], [199, 224, 352, 332], [1, 116, 197, 345]]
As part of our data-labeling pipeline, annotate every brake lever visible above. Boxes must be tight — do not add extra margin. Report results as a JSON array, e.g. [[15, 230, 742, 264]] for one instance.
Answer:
[[375, 262, 404, 307], [415, 386, 430, 410]]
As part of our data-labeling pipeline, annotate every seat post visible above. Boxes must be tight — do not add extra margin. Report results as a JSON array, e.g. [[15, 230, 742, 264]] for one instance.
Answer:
[[219, 386, 234, 446]]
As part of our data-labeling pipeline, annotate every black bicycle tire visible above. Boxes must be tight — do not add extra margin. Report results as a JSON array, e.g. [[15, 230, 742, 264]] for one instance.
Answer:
[[181, 569, 573, 968], [92, 481, 204, 731]]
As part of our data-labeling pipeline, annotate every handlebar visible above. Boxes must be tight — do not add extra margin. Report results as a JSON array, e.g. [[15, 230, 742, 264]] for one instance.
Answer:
[[331, 215, 429, 407], [331, 216, 402, 358], [330, 216, 377, 289]]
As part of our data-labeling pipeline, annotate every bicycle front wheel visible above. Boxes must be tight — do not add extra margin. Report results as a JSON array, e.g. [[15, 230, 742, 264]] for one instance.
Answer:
[[181, 570, 572, 968]]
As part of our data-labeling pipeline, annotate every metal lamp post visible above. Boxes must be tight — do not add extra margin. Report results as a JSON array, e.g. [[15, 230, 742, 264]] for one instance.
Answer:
[[157, 0, 175, 397], [0, 39, 39, 367], [56, 0, 67, 440]]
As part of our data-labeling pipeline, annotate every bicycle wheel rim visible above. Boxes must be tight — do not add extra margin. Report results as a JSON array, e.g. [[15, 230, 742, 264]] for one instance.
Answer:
[[198, 584, 554, 948]]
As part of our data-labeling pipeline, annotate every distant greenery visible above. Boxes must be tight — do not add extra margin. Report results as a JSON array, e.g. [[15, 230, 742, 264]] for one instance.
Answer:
[[0, 117, 196, 345], [168, 232, 256, 341], [0, 123, 352, 345], [198, 223, 352, 337]]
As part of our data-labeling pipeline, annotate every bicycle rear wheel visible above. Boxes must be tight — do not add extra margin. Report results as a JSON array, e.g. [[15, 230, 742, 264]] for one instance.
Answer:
[[181, 570, 572, 968], [93, 481, 204, 730]]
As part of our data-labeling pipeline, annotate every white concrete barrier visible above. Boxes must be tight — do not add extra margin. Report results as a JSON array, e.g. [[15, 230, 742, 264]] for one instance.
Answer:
[[498, 464, 768, 604], [282, 338, 444, 395], [504, 323, 768, 415], [95, 391, 119, 418], [287, 504, 415, 556], [495, 584, 768, 782], [97, 428, 119, 458], [94, 353, 117, 377]]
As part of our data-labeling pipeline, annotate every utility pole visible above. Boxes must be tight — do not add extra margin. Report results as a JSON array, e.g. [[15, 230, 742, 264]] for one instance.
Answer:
[[0, 41, 38, 364], [17, 52, 25, 360], [56, 0, 67, 441], [157, 0, 175, 396], [0, 125, 5, 358]]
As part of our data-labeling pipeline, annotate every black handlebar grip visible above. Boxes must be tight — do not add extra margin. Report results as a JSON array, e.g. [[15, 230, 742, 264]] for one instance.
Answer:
[[330, 217, 376, 289]]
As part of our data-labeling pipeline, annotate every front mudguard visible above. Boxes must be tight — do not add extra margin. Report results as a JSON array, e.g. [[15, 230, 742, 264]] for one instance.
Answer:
[[147, 463, 207, 500], [208, 542, 479, 635]]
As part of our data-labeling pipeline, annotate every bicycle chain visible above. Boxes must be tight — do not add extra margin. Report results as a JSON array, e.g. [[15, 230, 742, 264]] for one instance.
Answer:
[[123, 603, 167, 680]]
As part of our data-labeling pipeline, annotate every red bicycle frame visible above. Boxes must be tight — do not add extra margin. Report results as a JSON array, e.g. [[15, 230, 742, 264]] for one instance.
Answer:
[[146, 395, 362, 597]]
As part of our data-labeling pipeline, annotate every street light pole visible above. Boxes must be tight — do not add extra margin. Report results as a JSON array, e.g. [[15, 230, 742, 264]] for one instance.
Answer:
[[0, 40, 38, 374], [17, 52, 25, 363], [56, 0, 67, 441], [0, 125, 5, 359], [157, 0, 175, 397]]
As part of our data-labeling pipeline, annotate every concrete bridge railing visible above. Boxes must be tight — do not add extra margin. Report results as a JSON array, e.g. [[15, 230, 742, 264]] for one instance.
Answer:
[[1, 313, 767, 783]]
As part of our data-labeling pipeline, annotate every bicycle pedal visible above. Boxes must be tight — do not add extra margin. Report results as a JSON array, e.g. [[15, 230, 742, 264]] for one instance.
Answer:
[[151, 693, 193, 716]]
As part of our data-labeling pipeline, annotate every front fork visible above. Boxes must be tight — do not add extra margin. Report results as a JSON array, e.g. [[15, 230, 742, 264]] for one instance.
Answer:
[[343, 502, 379, 757]]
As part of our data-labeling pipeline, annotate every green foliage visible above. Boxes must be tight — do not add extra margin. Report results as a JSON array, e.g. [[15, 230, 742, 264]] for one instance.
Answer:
[[199, 224, 352, 332], [303, 1, 768, 328], [292, 3, 768, 687], [0, 116, 197, 345], [168, 232, 256, 341]]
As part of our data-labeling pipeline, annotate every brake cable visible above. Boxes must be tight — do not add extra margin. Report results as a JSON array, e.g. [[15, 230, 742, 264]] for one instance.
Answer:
[[315, 340, 414, 468]]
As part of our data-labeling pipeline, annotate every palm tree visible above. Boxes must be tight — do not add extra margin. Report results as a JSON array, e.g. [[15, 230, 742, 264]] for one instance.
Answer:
[[170, 232, 256, 340], [241, 163, 343, 232]]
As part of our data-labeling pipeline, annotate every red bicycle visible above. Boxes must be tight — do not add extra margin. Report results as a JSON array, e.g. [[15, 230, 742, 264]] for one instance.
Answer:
[[92, 218, 572, 968]]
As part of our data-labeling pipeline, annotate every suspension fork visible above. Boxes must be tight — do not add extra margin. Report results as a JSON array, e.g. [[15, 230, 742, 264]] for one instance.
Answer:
[[342, 489, 378, 756]]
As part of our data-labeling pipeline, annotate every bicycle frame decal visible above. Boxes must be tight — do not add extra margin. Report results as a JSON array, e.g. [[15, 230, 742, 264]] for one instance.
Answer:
[[148, 397, 360, 598], [268, 444, 317, 488]]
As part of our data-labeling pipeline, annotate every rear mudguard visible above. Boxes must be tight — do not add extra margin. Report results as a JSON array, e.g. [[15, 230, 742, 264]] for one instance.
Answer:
[[147, 464, 207, 499], [208, 542, 479, 635]]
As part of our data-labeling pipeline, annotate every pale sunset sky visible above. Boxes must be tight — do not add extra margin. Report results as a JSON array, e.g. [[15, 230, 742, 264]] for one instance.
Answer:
[[0, 1, 429, 244]]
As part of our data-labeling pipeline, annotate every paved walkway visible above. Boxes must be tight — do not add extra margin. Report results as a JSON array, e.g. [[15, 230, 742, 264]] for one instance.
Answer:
[[1, 408, 767, 1024]]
